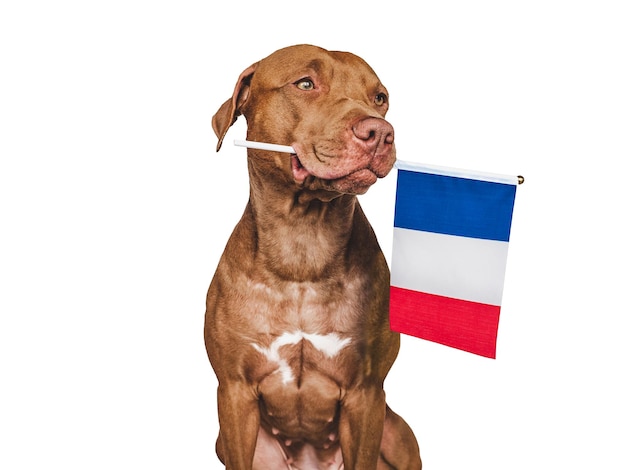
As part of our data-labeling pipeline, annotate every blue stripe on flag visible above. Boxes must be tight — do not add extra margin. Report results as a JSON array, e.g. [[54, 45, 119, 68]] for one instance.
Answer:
[[394, 170, 517, 242]]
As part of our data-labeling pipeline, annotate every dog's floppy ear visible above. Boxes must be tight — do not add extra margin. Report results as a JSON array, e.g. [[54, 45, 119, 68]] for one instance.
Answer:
[[212, 63, 257, 152]]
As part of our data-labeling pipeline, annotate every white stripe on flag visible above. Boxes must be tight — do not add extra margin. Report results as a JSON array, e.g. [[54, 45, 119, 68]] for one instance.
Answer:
[[391, 227, 510, 306]]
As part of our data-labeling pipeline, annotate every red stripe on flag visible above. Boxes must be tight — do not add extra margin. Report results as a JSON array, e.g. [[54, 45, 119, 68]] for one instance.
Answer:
[[389, 286, 501, 359]]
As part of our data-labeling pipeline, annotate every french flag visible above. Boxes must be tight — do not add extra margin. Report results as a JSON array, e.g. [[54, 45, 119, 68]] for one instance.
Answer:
[[389, 161, 520, 359]]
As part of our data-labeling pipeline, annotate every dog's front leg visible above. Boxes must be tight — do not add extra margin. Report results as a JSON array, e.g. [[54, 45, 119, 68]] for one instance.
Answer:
[[339, 386, 387, 470], [216, 380, 259, 469]]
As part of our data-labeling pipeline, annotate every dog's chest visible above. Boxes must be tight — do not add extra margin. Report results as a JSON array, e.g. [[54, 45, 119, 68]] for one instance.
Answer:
[[243, 277, 364, 386], [251, 330, 352, 384]]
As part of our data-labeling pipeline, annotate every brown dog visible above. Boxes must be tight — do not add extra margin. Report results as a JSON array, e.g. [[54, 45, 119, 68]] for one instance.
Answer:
[[206, 44, 421, 470]]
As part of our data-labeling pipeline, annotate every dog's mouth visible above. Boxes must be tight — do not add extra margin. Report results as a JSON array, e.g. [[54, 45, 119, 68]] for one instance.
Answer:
[[291, 154, 311, 183]]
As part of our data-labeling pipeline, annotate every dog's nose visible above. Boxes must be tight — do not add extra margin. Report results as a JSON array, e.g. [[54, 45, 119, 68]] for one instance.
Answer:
[[352, 117, 395, 155]]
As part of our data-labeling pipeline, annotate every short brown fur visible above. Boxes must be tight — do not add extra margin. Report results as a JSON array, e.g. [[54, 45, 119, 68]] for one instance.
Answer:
[[206, 44, 421, 469]]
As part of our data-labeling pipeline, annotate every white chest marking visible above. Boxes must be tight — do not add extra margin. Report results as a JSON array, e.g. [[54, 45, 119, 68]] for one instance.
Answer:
[[252, 331, 352, 384]]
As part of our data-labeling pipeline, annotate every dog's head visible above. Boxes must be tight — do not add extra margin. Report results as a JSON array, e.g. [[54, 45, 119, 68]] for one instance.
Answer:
[[213, 44, 396, 196]]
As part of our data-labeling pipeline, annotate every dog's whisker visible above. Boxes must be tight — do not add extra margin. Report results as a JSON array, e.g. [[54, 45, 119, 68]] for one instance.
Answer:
[[234, 139, 295, 154]]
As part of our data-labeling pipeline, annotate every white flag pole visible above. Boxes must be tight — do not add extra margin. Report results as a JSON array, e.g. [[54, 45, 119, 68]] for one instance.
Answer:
[[395, 160, 524, 186], [234, 140, 295, 154]]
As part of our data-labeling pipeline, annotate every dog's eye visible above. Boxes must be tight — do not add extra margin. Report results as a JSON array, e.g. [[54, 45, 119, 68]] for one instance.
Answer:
[[295, 78, 315, 91], [374, 93, 388, 106]]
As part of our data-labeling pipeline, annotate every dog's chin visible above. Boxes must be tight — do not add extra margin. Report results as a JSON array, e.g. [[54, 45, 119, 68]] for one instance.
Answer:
[[291, 154, 379, 195], [321, 169, 378, 195]]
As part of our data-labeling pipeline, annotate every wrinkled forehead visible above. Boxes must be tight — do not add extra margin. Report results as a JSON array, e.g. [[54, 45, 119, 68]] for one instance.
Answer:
[[253, 45, 384, 90]]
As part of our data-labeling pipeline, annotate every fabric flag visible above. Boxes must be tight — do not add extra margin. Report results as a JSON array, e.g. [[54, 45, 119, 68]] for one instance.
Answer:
[[389, 160, 519, 359]]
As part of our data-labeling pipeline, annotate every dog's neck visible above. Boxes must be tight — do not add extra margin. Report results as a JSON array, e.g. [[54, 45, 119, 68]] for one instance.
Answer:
[[245, 159, 362, 282]]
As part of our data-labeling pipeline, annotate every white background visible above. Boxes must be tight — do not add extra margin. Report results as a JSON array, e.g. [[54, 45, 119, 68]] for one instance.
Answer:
[[1, 1, 624, 468]]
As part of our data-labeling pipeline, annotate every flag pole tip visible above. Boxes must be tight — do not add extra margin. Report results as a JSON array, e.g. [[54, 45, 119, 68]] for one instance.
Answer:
[[517, 175, 525, 185]]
